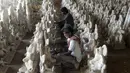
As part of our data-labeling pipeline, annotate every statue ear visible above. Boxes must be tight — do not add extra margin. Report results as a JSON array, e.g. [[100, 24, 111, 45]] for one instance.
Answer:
[[102, 45, 107, 56]]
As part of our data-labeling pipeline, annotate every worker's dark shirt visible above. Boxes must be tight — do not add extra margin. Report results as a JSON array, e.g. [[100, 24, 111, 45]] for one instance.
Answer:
[[58, 13, 74, 29]]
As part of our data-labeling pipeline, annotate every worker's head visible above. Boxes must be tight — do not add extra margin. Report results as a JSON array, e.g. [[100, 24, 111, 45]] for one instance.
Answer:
[[62, 25, 73, 38], [61, 7, 69, 15]]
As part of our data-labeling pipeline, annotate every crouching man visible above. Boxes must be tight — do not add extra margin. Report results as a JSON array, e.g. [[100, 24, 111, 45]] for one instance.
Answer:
[[53, 25, 82, 73]]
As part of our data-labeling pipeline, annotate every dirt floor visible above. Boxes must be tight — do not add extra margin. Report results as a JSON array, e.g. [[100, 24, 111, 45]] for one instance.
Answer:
[[107, 49, 130, 73], [6, 32, 33, 73]]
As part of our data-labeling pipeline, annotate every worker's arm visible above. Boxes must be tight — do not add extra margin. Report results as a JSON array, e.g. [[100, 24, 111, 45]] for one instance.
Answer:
[[54, 20, 65, 29], [55, 20, 65, 25], [54, 14, 68, 26], [59, 51, 72, 56], [57, 20, 65, 24], [60, 40, 75, 56]]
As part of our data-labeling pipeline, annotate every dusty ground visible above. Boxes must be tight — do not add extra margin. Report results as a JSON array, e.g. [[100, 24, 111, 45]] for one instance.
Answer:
[[107, 49, 130, 73], [6, 32, 33, 73]]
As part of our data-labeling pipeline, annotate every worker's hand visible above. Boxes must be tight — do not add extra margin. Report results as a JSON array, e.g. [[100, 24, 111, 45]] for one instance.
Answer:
[[57, 53, 63, 56], [54, 21, 58, 24], [57, 53, 60, 56]]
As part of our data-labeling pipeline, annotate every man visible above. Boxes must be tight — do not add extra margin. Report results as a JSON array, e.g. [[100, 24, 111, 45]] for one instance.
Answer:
[[55, 7, 75, 30], [53, 25, 82, 73]]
